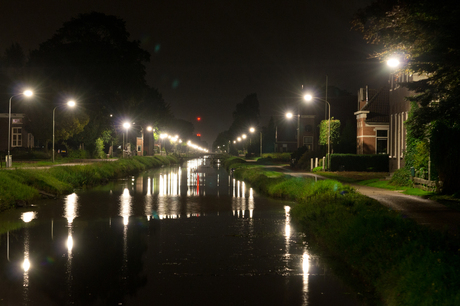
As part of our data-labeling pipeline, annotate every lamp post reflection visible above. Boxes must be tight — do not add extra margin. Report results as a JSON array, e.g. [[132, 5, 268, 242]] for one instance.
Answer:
[[64, 193, 78, 302], [21, 211, 36, 303]]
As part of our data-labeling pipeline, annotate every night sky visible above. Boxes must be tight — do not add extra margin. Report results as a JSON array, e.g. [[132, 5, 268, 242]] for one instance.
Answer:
[[1, 0, 389, 146]]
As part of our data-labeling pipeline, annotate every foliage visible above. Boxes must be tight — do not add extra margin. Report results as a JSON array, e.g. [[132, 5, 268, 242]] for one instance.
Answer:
[[260, 153, 291, 162], [292, 191, 460, 306], [388, 167, 412, 187], [319, 118, 340, 147], [93, 138, 105, 159], [68, 149, 88, 159], [330, 154, 389, 172]]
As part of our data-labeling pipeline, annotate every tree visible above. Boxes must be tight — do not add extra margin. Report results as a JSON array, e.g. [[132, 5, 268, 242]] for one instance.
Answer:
[[353, 0, 460, 193], [229, 93, 260, 136], [27, 12, 152, 153], [319, 118, 340, 153]]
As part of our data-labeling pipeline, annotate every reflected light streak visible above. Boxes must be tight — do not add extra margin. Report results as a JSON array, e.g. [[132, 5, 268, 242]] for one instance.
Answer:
[[67, 234, 73, 252], [120, 188, 132, 225], [21, 212, 37, 223], [303, 251, 310, 302], [64, 193, 78, 224]]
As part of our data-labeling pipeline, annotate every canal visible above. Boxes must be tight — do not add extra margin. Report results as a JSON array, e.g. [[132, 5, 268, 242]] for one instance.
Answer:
[[0, 158, 369, 305]]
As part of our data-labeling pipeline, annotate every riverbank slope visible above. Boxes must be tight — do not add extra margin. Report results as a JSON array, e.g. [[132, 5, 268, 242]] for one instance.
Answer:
[[0, 155, 178, 212]]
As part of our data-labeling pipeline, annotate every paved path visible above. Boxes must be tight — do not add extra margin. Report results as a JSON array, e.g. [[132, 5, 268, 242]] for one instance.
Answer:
[[264, 165, 460, 234]]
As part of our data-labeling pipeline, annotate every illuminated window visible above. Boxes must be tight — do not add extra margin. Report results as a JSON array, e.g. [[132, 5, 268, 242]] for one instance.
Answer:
[[12, 127, 22, 147], [12, 118, 23, 124]]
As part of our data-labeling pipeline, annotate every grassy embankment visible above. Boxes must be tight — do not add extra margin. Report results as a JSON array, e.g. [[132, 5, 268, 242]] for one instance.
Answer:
[[0, 155, 178, 212], [224, 156, 460, 306]]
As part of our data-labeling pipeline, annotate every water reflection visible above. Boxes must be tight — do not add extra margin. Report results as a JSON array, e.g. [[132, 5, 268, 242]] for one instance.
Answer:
[[0, 158, 365, 305]]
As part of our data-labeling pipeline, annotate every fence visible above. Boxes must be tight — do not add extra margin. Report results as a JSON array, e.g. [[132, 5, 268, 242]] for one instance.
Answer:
[[410, 167, 442, 192]]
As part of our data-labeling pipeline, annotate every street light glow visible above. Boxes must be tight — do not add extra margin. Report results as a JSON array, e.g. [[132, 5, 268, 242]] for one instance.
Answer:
[[67, 100, 76, 107], [387, 58, 400, 68], [304, 94, 312, 101], [23, 90, 33, 97], [249, 127, 255, 133], [242, 134, 247, 139], [123, 122, 131, 129], [286, 112, 293, 119]]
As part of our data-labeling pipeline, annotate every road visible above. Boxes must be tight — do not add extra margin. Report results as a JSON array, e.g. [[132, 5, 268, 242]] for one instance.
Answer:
[[265, 165, 460, 234]]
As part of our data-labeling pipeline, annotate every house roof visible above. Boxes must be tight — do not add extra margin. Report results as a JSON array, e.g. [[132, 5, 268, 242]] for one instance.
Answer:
[[360, 86, 389, 123]]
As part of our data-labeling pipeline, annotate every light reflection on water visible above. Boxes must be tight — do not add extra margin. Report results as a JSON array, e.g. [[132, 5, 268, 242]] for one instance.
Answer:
[[0, 157, 365, 306]]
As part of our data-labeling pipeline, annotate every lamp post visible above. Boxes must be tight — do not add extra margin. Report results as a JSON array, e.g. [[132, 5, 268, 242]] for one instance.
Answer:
[[7, 90, 33, 167], [304, 94, 331, 170], [123, 122, 130, 158], [249, 127, 262, 157], [53, 100, 76, 163], [147, 126, 155, 155]]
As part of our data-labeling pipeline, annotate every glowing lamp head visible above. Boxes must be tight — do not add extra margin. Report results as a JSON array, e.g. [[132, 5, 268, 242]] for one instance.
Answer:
[[249, 127, 255, 133], [286, 112, 293, 119], [147, 126, 153, 131], [123, 122, 131, 129], [387, 58, 400, 68], [67, 100, 76, 107], [23, 90, 33, 97], [304, 94, 313, 101], [242, 134, 247, 139]]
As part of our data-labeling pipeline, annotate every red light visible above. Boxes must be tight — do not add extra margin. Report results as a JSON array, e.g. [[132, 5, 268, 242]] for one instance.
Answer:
[[197, 117, 201, 121], [197, 134, 201, 137]]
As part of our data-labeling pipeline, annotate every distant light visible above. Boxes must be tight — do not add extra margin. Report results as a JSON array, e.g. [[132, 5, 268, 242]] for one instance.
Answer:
[[197, 117, 201, 121], [123, 122, 131, 129], [286, 112, 293, 119], [242, 134, 247, 139], [387, 58, 400, 68], [197, 134, 201, 137], [249, 127, 255, 133], [23, 259, 30, 272], [147, 126, 153, 131], [237, 137, 241, 142], [304, 94, 313, 101], [67, 100, 76, 107]]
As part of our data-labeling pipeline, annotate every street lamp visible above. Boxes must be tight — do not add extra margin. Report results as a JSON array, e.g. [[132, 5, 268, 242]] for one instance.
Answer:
[[304, 94, 331, 170], [7, 90, 33, 167], [249, 127, 262, 157], [123, 122, 130, 158], [53, 100, 76, 163]]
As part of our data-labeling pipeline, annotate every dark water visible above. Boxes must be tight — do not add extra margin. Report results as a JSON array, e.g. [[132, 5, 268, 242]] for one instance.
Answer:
[[0, 158, 367, 305]]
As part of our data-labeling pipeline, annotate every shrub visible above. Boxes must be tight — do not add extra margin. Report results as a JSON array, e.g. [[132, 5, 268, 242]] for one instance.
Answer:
[[330, 154, 389, 172], [389, 168, 412, 187]]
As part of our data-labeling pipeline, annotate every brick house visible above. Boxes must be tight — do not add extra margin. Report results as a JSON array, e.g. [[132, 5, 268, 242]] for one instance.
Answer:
[[0, 113, 34, 152], [354, 86, 390, 154], [388, 73, 426, 172]]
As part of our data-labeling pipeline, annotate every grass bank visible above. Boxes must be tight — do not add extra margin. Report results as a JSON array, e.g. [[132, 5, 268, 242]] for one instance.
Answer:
[[226, 158, 460, 306], [0, 155, 178, 212]]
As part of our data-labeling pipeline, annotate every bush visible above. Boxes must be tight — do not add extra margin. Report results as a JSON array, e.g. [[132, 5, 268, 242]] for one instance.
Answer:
[[68, 149, 88, 159], [331, 154, 389, 172], [389, 168, 412, 187]]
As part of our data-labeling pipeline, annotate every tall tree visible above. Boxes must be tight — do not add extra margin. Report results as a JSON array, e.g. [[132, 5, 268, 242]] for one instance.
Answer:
[[353, 0, 460, 192], [229, 93, 260, 137], [26, 12, 155, 153]]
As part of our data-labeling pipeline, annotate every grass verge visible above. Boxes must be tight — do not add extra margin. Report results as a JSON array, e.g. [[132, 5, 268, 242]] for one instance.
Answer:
[[227, 158, 460, 306], [0, 155, 178, 212]]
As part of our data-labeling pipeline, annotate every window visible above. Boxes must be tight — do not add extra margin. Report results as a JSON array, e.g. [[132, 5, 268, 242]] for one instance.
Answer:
[[376, 130, 388, 154], [12, 127, 22, 147], [303, 136, 313, 151], [12, 118, 23, 124]]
